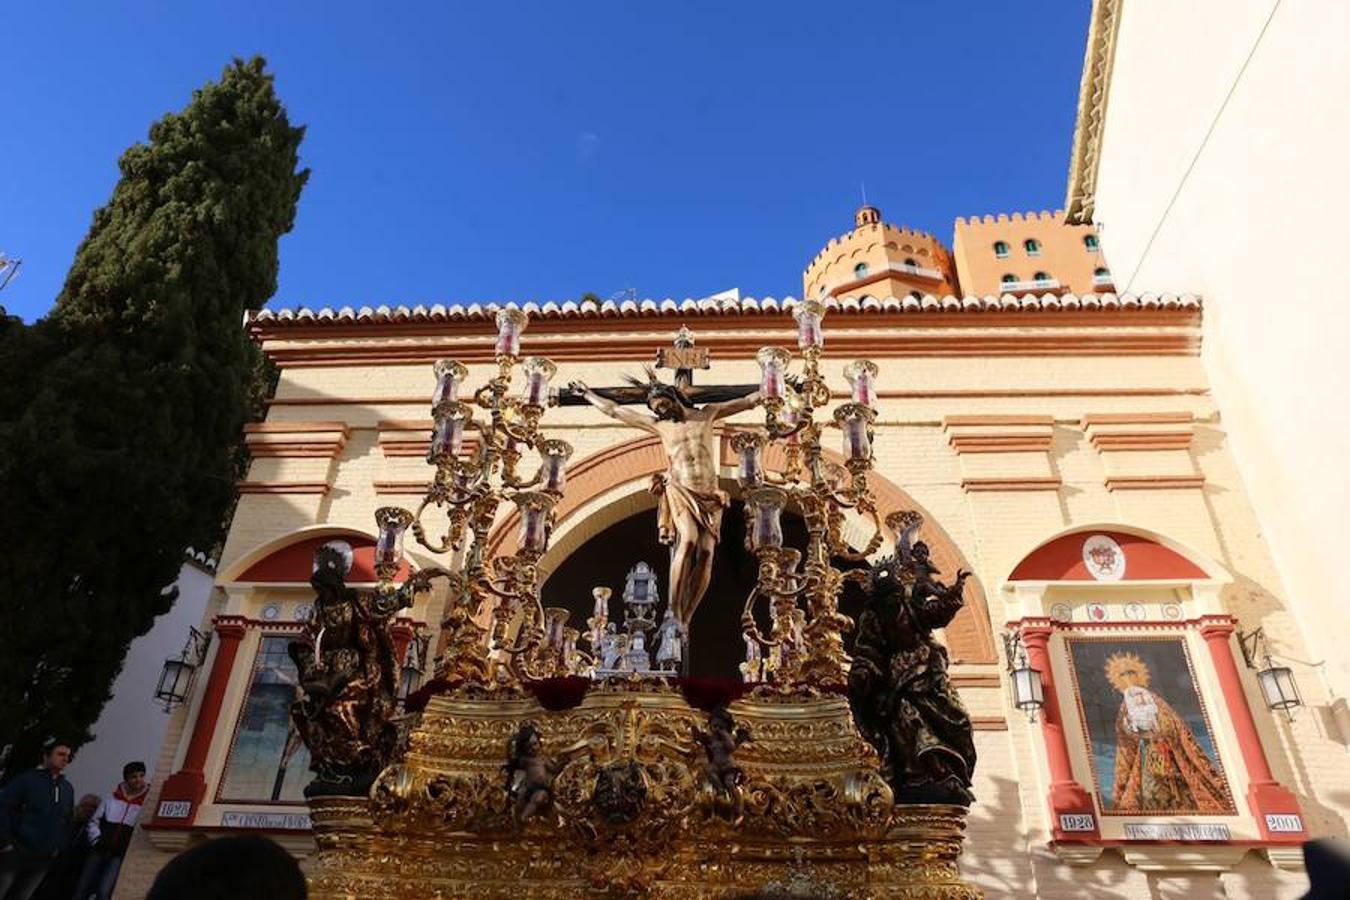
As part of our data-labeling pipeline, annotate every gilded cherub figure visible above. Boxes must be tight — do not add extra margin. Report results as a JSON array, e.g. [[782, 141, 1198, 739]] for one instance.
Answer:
[[503, 722, 560, 826], [693, 706, 752, 820]]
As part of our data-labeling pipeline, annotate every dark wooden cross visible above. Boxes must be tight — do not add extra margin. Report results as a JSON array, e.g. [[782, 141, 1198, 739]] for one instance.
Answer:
[[557, 326, 757, 407]]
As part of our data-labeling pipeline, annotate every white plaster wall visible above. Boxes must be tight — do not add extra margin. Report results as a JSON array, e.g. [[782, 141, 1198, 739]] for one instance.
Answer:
[[64, 561, 215, 799], [1091, 0, 1350, 699]]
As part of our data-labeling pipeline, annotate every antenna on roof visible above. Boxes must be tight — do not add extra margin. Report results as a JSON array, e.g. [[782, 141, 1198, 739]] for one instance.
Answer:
[[860, 182, 868, 206], [0, 253, 22, 294], [608, 287, 637, 304]]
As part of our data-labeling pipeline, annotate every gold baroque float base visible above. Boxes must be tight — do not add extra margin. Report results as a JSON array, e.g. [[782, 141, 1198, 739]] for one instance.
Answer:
[[307, 684, 982, 898]]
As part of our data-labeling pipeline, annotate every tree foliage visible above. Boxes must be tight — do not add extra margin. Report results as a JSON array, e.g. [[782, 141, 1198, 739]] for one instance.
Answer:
[[0, 57, 307, 778]]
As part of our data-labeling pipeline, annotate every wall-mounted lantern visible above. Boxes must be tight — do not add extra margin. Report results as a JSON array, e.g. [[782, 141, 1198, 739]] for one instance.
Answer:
[[1002, 631, 1045, 721], [154, 627, 210, 712], [1238, 627, 1304, 719]]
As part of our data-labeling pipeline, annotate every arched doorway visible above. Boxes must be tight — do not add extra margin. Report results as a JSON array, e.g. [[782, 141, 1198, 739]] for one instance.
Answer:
[[542, 502, 792, 678], [540, 501, 886, 679]]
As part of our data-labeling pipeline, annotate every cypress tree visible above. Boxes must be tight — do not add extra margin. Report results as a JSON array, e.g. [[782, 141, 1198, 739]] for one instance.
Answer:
[[0, 57, 307, 778]]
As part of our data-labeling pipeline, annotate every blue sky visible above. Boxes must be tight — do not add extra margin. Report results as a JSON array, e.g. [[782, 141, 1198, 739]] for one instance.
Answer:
[[1, 2, 1091, 322]]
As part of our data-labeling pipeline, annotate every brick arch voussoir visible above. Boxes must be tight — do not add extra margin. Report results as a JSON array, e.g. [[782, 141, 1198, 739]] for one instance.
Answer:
[[487, 435, 666, 559], [858, 470, 996, 665]]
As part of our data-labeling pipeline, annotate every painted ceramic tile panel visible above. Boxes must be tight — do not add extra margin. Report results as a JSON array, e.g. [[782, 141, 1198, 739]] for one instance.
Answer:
[[1066, 636, 1234, 815], [218, 635, 311, 803]]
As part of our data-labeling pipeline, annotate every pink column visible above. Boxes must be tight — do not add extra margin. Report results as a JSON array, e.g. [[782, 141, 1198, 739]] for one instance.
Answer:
[[1019, 619, 1100, 841], [151, 616, 248, 826], [1198, 615, 1306, 843]]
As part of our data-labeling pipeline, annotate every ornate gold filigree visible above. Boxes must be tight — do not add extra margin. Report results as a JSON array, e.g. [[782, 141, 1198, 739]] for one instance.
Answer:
[[313, 688, 982, 898]]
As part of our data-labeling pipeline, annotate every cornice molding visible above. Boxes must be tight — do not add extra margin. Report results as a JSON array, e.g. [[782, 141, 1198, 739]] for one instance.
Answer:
[[944, 415, 1056, 455], [264, 386, 1211, 409], [1065, 0, 1124, 224], [263, 325, 1200, 369], [374, 420, 481, 459], [237, 481, 331, 495], [372, 479, 433, 495], [1089, 430, 1194, 451], [961, 477, 1063, 493], [1083, 411, 1196, 451], [242, 421, 348, 459], [1105, 475, 1205, 491], [249, 292, 1200, 334]]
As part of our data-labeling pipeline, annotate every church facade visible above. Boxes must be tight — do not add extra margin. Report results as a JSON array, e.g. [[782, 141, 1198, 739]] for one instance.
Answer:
[[112, 195, 1346, 896]]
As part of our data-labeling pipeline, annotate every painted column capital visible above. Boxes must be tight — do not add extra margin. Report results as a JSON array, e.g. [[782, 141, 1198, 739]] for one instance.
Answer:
[[214, 615, 249, 640], [1017, 617, 1055, 646], [1197, 614, 1237, 641]]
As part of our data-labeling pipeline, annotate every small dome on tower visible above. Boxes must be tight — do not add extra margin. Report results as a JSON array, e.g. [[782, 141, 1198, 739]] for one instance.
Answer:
[[804, 204, 958, 300], [855, 205, 882, 227]]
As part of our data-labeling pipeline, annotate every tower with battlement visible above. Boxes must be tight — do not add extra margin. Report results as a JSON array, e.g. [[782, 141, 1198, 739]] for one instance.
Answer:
[[802, 205, 958, 302], [803, 205, 1108, 300]]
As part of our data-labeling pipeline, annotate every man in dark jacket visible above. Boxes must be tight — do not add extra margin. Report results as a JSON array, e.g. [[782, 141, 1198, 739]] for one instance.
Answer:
[[0, 741, 75, 900], [32, 793, 98, 900]]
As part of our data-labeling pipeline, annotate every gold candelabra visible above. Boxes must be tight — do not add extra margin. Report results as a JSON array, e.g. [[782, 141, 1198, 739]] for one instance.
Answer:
[[737, 299, 885, 687], [372, 308, 573, 688]]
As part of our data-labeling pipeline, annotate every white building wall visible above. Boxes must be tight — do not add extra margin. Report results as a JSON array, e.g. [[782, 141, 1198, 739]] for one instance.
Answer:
[[1090, 0, 1350, 702], [65, 560, 216, 799]]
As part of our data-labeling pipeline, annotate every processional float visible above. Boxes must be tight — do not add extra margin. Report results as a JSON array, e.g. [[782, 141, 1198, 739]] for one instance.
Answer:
[[289, 302, 984, 898]]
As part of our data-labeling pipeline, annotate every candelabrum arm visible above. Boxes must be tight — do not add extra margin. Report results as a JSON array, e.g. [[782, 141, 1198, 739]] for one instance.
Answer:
[[827, 505, 885, 561], [741, 585, 774, 646], [411, 497, 460, 555], [406, 566, 459, 592]]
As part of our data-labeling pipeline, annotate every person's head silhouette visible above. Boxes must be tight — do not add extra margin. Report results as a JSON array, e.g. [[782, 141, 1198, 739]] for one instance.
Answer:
[[146, 834, 306, 900]]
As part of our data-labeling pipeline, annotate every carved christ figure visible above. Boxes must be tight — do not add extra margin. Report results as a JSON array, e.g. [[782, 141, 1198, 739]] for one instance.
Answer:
[[570, 378, 759, 627]]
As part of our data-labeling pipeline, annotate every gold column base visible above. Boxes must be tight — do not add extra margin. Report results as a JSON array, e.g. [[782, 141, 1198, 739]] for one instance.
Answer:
[[308, 684, 982, 899]]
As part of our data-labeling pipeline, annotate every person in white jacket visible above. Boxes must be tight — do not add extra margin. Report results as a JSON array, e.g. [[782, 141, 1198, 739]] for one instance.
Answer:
[[72, 762, 148, 900]]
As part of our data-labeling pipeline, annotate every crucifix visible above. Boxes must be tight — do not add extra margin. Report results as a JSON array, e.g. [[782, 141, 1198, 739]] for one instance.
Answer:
[[561, 327, 759, 630]]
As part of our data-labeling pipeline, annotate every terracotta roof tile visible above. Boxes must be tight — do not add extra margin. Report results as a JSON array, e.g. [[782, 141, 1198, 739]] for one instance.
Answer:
[[249, 293, 1200, 328]]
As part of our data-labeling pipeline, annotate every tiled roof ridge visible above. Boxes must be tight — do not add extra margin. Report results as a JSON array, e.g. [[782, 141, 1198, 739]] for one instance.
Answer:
[[250, 293, 1200, 327]]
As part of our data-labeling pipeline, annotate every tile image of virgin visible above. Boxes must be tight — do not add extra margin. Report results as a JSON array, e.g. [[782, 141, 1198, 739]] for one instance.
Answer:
[[1068, 638, 1233, 814]]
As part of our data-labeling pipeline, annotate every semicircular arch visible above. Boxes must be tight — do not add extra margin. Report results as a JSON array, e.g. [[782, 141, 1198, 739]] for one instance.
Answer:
[[1005, 522, 1231, 585], [489, 434, 996, 664], [219, 524, 418, 585]]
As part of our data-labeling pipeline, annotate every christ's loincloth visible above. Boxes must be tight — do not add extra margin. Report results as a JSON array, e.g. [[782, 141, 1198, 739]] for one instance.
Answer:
[[653, 475, 728, 547]]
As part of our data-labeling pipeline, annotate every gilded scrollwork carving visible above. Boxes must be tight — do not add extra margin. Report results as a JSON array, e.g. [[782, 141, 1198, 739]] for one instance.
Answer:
[[323, 689, 982, 898]]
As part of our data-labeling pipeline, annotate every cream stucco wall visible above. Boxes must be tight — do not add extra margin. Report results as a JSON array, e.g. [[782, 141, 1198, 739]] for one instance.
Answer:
[[1089, 0, 1350, 710], [64, 561, 215, 805]]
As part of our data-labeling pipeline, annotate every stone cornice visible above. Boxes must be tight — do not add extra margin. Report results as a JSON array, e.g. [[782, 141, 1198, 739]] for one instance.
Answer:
[[1083, 411, 1196, 451], [1065, 0, 1123, 224], [250, 292, 1198, 335], [250, 296, 1201, 368], [944, 415, 1056, 454], [242, 421, 349, 459], [1105, 475, 1206, 491], [961, 477, 1063, 493], [375, 420, 481, 459], [236, 481, 331, 495]]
